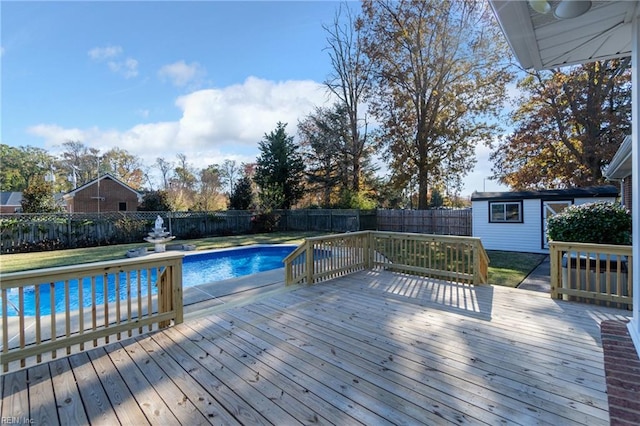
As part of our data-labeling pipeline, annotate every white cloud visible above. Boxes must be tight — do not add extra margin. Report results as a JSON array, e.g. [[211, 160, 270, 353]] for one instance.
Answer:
[[27, 77, 334, 185], [107, 57, 139, 79], [88, 45, 122, 61], [88, 45, 138, 79], [158, 60, 205, 87]]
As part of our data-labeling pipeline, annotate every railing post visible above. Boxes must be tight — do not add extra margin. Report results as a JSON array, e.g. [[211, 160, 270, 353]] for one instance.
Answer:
[[473, 241, 481, 284], [365, 231, 373, 269], [172, 260, 183, 325], [549, 242, 559, 299], [306, 241, 314, 284]]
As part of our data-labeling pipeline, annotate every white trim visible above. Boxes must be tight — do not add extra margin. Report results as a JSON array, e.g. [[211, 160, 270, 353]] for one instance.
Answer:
[[489, 1, 541, 69], [630, 14, 640, 356], [605, 135, 632, 179]]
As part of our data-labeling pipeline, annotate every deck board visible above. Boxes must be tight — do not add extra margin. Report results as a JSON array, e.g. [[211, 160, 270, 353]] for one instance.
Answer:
[[0, 269, 631, 425]]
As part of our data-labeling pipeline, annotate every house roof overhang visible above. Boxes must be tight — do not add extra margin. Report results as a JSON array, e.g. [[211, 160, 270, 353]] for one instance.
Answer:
[[605, 135, 633, 180], [489, 1, 639, 70], [471, 185, 619, 201]]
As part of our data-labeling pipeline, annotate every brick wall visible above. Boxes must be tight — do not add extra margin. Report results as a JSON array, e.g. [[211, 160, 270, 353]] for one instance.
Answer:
[[68, 177, 139, 212], [623, 178, 632, 212], [601, 320, 640, 426]]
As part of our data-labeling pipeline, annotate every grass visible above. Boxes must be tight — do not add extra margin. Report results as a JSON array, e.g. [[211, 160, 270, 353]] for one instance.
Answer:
[[487, 250, 548, 287], [1, 234, 547, 288]]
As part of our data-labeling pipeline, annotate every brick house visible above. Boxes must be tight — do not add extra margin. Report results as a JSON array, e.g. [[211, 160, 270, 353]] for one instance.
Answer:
[[0, 192, 23, 213], [63, 173, 142, 213]]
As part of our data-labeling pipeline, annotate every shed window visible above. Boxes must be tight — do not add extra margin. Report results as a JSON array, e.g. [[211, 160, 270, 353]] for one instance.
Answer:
[[118, 202, 127, 211], [489, 201, 522, 223]]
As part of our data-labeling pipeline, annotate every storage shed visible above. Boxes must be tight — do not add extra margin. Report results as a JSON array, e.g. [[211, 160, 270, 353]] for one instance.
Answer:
[[471, 186, 619, 253]]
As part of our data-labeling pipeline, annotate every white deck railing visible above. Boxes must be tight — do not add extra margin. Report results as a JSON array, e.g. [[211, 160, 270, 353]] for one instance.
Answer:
[[284, 231, 489, 286], [0, 252, 184, 373]]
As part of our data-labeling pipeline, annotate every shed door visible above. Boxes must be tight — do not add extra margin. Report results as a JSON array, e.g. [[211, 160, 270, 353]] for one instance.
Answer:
[[543, 200, 572, 249]]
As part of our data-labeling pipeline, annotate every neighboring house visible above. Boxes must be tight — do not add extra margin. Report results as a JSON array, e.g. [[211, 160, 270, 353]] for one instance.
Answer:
[[471, 186, 619, 254], [63, 173, 142, 213], [605, 135, 632, 212], [0, 191, 23, 213]]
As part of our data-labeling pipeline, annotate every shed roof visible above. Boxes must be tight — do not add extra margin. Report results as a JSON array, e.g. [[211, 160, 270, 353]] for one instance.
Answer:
[[471, 185, 619, 201]]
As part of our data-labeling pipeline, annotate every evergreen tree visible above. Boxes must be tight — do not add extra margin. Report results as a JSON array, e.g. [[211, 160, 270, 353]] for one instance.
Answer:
[[228, 175, 254, 210], [254, 122, 306, 210]]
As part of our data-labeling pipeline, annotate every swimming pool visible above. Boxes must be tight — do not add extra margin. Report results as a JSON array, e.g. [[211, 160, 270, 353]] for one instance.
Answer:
[[1, 244, 297, 316]]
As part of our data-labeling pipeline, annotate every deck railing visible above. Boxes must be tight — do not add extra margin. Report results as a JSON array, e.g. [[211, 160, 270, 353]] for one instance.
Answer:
[[549, 241, 633, 309], [0, 252, 184, 373], [284, 231, 489, 286]]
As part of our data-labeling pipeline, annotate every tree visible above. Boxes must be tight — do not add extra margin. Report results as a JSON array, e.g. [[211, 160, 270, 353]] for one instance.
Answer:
[[254, 122, 306, 210], [228, 175, 254, 210], [324, 4, 374, 193], [58, 141, 101, 189], [490, 59, 631, 189], [101, 147, 145, 189], [138, 190, 172, 211], [155, 157, 174, 190], [0, 144, 55, 191], [361, 0, 514, 209], [298, 105, 345, 207], [21, 178, 60, 213], [218, 159, 241, 197], [429, 188, 444, 208], [169, 153, 197, 210], [195, 165, 225, 211]]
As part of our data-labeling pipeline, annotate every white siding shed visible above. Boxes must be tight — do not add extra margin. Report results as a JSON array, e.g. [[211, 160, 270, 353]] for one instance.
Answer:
[[471, 186, 619, 253]]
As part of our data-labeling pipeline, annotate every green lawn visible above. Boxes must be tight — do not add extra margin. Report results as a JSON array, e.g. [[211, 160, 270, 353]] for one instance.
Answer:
[[1, 234, 547, 288], [486, 250, 548, 287]]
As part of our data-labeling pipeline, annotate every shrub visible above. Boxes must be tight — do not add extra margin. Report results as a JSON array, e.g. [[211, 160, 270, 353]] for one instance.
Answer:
[[546, 201, 631, 245], [250, 212, 280, 233]]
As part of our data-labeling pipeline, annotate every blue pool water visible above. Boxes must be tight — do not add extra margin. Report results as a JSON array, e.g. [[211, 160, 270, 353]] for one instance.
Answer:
[[1, 245, 296, 317]]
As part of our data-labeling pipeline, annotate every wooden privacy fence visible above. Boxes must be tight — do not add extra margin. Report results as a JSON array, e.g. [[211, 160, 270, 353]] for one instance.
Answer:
[[284, 231, 489, 286], [549, 241, 633, 309], [0, 208, 469, 254], [377, 209, 471, 235], [0, 252, 184, 373]]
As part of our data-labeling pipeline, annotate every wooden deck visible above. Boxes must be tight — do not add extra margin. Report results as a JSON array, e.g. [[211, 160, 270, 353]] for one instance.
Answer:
[[1, 269, 631, 425]]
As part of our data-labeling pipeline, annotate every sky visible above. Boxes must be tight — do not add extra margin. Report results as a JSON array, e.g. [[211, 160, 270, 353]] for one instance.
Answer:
[[1, 0, 510, 196]]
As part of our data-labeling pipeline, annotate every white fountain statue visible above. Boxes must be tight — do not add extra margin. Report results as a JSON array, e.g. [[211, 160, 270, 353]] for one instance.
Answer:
[[144, 215, 176, 253]]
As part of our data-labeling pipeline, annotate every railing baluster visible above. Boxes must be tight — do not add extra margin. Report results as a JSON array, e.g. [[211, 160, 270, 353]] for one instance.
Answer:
[[50, 282, 56, 359], [19, 287, 25, 367], [35, 285, 41, 363], [147, 268, 153, 331], [137, 270, 143, 334], [92, 276, 97, 347], [103, 273, 109, 344], [115, 272, 121, 340], [78, 276, 84, 351], [1, 288, 7, 372], [65, 279, 71, 355]]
